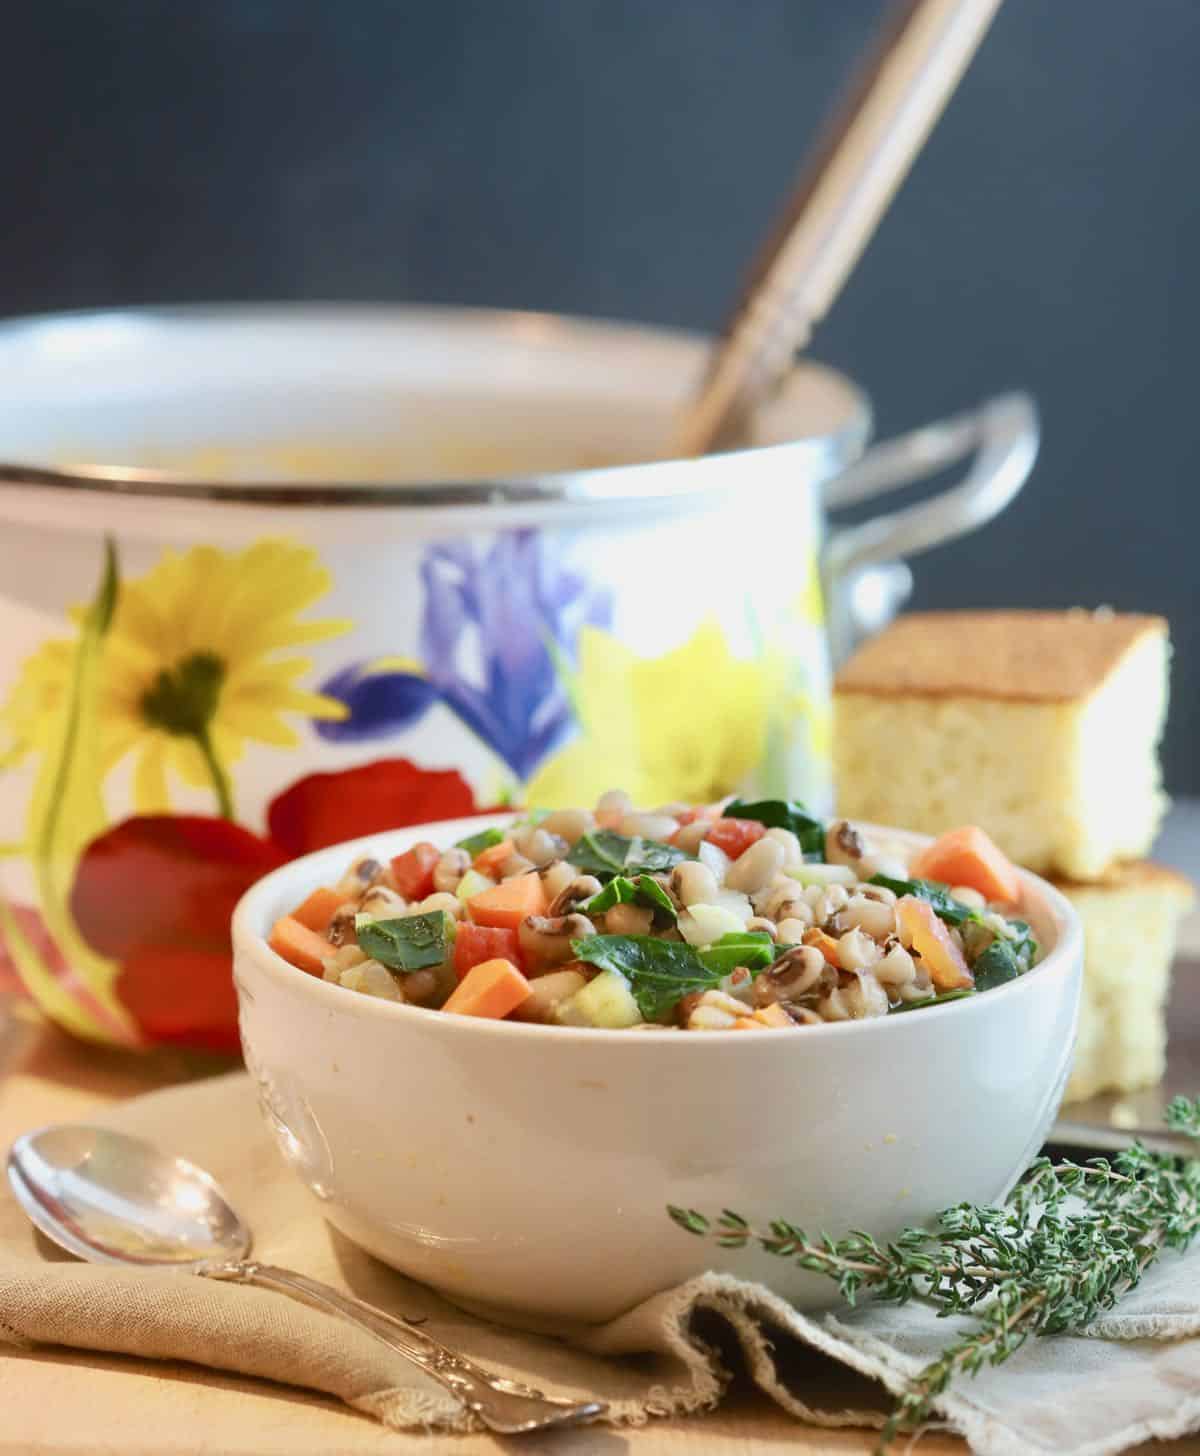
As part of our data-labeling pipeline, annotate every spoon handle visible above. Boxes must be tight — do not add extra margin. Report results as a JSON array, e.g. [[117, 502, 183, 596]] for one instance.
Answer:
[[199, 1260, 605, 1435], [676, 0, 1002, 456]]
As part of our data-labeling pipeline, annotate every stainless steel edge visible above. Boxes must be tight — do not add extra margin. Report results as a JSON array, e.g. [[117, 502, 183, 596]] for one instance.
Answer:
[[0, 301, 869, 513]]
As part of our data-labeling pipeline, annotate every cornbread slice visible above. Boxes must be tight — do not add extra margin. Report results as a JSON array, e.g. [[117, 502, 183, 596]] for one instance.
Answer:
[[1059, 861, 1195, 1103], [834, 611, 1169, 879]]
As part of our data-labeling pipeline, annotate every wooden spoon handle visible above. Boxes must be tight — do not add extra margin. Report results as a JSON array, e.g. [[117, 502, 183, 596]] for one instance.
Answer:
[[676, 0, 1003, 457]]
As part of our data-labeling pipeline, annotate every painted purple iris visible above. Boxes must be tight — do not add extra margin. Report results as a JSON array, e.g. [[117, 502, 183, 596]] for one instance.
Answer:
[[317, 530, 610, 782], [315, 662, 438, 743]]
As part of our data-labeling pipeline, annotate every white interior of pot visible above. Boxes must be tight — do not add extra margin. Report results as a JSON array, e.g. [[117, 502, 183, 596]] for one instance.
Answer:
[[0, 305, 867, 484]]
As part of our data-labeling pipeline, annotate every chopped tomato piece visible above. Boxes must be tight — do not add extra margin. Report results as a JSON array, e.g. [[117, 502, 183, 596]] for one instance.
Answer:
[[704, 817, 766, 860], [454, 922, 522, 981], [390, 841, 440, 900]]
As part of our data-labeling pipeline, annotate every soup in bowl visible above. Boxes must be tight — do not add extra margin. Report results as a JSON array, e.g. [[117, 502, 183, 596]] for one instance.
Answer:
[[231, 798, 1081, 1325]]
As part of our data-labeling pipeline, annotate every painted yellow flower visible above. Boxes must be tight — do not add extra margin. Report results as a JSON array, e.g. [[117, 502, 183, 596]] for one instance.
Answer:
[[525, 619, 776, 809], [1, 639, 75, 769], [2, 540, 350, 816]]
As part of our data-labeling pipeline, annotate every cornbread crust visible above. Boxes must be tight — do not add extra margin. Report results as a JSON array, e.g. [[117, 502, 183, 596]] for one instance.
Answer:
[[1058, 858, 1194, 1103], [835, 611, 1168, 703], [1051, 861, 1195, 900]]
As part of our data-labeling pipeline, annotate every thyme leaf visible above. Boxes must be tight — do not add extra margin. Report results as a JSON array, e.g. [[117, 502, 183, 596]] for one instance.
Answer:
[[668, 1095, 1200, 1451]]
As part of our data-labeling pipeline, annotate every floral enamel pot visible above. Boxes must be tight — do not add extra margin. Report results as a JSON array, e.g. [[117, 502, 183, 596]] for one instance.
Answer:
[[0, 305, 1039, 1051]]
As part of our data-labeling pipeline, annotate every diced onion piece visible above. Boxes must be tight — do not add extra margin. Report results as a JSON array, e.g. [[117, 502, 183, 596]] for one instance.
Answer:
[[697, 839, 731, 880], [786, 863, 859, 888], [456, 867, 496, 903], [556, 969, 643, 1028], [678, 902, 747, 947], [711, 889, 753, 923]]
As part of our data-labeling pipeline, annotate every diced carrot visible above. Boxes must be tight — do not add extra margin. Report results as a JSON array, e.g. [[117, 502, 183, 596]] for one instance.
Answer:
[[269, 915, 334, 977], [454, 922, 522, 980], [442, 957, 531, 1018], [467, 871, 548, 930], [291, 887, 344, 935], [473, 838, 515, 877], [390, 842, 440, 900], [910, 825, 1021, 905], [705, 817, 766, 860], [895, 897, 974, 990], [733, 1016, 762, 1031], [802, 928, 842, 967], [754, 1003, 794, 1028]]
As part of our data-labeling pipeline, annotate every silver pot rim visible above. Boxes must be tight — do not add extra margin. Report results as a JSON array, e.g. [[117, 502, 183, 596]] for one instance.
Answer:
[[0, 301, 872, 511]]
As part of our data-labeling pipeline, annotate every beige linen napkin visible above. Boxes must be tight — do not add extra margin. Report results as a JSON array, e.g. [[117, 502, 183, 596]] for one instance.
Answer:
[[3, 1072, 1200, 1455]]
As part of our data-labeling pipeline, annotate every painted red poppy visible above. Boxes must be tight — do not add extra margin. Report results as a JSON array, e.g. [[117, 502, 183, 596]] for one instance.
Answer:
[[268, 757, 482, 856], [67, 759, 491, 1054], [70, 816, 287, 1055]]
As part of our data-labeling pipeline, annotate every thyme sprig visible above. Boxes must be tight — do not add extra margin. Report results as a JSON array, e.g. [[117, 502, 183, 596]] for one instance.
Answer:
[[669, 1096, 1200, 1451]]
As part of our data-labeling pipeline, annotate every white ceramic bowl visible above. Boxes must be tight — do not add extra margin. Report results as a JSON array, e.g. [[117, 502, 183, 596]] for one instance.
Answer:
[[232, 815, 1082, 1327]]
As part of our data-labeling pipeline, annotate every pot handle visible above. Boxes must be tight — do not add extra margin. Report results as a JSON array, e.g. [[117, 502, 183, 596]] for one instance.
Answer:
[[823, 390, 1039, 573], [822, 391, 1038, 660]]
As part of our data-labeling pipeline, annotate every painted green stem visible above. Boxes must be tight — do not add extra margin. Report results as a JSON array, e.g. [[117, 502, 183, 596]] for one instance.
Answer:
[[196, 725, 235, 821]]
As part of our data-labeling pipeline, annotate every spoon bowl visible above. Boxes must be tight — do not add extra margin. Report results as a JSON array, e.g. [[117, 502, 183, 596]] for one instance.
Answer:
[[8, 1125, 251, 1269], [6, 1123, 606, 1434]]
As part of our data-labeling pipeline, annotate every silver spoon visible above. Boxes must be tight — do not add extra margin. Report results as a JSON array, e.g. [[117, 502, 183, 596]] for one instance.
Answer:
[[7, 1124, 606, 1435]]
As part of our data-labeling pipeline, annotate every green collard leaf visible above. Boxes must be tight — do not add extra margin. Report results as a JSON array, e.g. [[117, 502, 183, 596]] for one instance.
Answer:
[[697, 930, 775, 977], [970, 939, 1024, 992], [454, 826, 506, 857], [566, 829, 688, 882], [356, 911, 449, 972], [583, 873, 677, 922], [570, 934, 719, 1021], [889, 988, 977, 1013]]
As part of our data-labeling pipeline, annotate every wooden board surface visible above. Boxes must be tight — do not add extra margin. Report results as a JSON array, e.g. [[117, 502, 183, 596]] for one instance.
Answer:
[[0, 1004, 1193, 1456]]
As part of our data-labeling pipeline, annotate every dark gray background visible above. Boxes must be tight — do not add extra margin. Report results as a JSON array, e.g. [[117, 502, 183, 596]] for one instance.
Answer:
[[1, 0, 1195, 788]]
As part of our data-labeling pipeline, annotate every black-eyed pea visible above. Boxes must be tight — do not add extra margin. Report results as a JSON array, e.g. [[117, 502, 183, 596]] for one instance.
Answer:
[[518, 913, 596, 970], [417, 891, 463, 920], [763, 826, 804, 867], [603, 902, 654, 935], [539, 807, 595, 844], [432, 848, 471, 894], [672, 819, 712, 855], [539, 859, 577, 900], [837, 928, 881, 972], [669, 860, 720, 908], [842, 894, 896, 939], [618, 811, 680, 841]]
